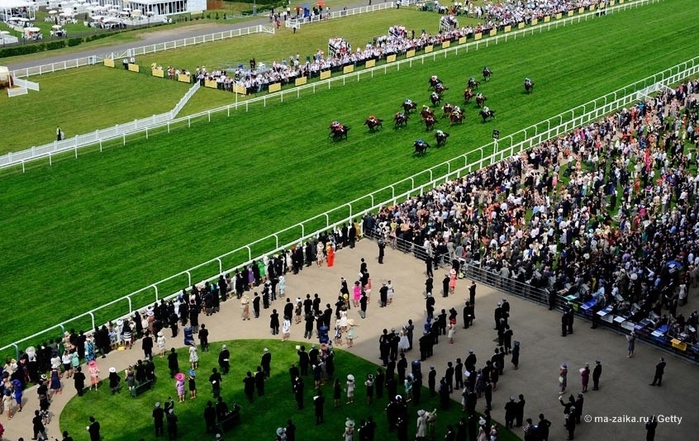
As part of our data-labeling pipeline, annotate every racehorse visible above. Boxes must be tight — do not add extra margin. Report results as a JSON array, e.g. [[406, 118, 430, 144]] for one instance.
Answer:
[[430, 92, 442, 107], [329, 125, 351, 140], [463, 88, 474, 103], [364, 116, 383, 132], [413, 139, 430, 156], [449, 110, 465, 126], [403, 101, 418, 114], [442, 103, 455, 118], [434, 82, 448, 95], [524, 80, 534, 94], [467, 78, 480, 90], [394, 112, 409, 128], [435, 130, 450, 147], [482, 67, 493, 82], [478, 108, 496, 123], [428, 75, 443, 90], [420, 106, 435, 121], [424, 114, 438, 131], [475, 94, 487, 108]]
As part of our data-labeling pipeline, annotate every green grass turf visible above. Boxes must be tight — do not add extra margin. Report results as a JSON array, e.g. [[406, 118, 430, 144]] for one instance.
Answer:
[[0, 8, 455, 153], [0, 67, 191, 153], [60, 339, 519, 441], [1, 0, 698, 351]]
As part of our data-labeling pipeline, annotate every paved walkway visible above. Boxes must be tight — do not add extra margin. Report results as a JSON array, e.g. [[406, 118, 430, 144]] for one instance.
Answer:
[[3, 239, 696, 440]]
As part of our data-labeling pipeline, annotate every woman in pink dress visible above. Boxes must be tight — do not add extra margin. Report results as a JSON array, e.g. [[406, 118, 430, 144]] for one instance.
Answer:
[[88, 360, 100, 391], [175, 372, 186, 402], [352, 281, 361, 308], [449, 268, 457, 295]]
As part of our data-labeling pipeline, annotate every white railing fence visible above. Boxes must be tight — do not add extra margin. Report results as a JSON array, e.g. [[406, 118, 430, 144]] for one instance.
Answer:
[[9, 0, 658, 80], [0, 0, 671, 171], [6, 87, 27, 97], [1, 61, 694, 358], [13, 77, 40, 91], [9, 25, 276, 79], [285, 2, 396, 28], [171, 81, 201, 118]]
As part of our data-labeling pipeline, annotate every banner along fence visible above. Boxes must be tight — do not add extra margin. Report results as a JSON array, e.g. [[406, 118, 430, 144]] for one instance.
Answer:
[[0, 0, 674, 171], [1, 60, 695, 358]]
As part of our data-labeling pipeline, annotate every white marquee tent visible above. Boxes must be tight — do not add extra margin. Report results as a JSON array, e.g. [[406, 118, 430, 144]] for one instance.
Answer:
[[0, 0, 36, 22]]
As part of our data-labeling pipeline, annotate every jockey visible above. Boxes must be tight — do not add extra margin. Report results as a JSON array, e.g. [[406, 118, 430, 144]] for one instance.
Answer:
[[368, 115, 376, 122], [483, 66, 491, 74], [453, 105, 461, 114], [476, 92, 483, 98], [330, 121, 340, 129], [405, 98, 413, 105], [483, 106, 490, 114], [416, 139, 426, 146], [525, 77, 531, 85], [469, 77, 475, 83], [431, 75, 438, 83], [436, 129, 444, 137]]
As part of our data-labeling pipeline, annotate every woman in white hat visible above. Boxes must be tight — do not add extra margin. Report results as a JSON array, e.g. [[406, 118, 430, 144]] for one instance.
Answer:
[[345, 374, 355, 404], [108, 367, 121, 394], [343, 418, 355, 441], [275, 427, 287, 441]]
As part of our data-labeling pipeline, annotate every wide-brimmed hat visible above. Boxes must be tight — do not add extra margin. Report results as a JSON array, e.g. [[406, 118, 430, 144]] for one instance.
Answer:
[[418, 409, 426, 417], [188, 369, 196, 377], [109, 367, 117, 373], [347, 319, 355, 326], [347, 374, 355, 381], [89, 360, 97, 367], [157, 331, 163, 337], [276, 428, 286, 436], [345, 418, 355, 428], [175, 372, 185, 381], [479, 418, 486, 426]]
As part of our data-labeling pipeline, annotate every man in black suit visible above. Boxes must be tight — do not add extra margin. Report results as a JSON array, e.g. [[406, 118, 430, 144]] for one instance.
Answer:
[[378, 238, 386, 264], [649, 357, 666, 386], [469, 281, 477, 305], [153, 402, 165, 437], [87, 416, 101, 441], [261, 348, 272, 378], [592, 360, 602, 390]]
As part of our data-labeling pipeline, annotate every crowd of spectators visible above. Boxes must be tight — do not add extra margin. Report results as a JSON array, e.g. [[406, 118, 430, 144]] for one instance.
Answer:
[[152, 0, 613, 96], [360, 79, 699, 347]]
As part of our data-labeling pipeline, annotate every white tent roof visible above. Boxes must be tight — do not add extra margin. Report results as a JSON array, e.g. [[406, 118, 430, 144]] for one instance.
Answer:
[[0, 0, 33, 8]]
